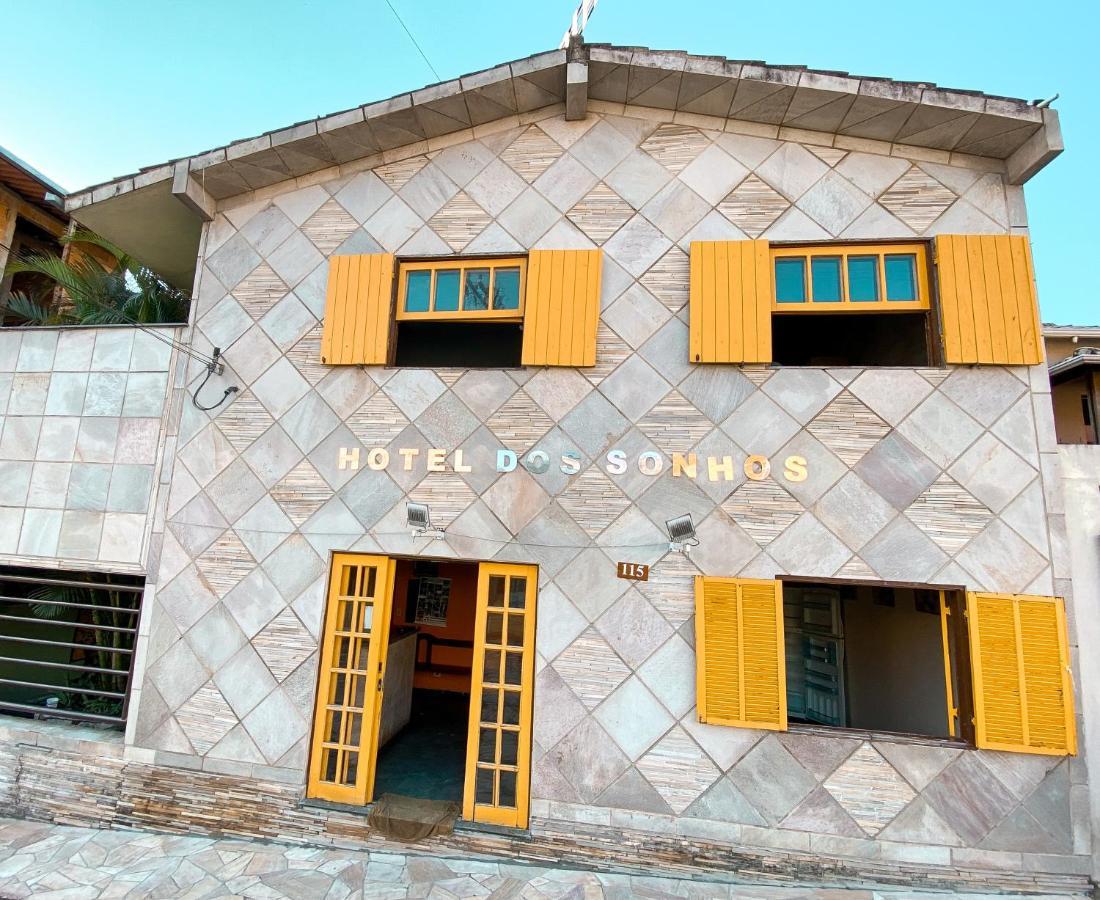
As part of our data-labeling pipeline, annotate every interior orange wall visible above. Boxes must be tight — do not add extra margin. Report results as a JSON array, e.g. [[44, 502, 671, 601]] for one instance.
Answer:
[[391, 560, 478, 687]]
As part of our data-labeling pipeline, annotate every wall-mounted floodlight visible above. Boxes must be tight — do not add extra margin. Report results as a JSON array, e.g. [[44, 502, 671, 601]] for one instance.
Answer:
[[407, 502, 445, 539], [665, 513, 699, 553]]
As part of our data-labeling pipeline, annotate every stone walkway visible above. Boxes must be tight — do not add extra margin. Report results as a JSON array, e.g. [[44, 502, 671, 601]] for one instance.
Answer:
[[0, 817, 1084, 899]]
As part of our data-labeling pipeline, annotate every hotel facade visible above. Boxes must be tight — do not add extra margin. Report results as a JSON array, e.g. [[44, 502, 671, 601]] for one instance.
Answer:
[[0, 44, 1091, 893]]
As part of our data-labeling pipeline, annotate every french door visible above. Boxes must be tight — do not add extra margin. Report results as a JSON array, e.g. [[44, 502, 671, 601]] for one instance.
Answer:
[[306, 555, 537, 827], [463, 563, 538, 828], [307, 553, 395, 804]]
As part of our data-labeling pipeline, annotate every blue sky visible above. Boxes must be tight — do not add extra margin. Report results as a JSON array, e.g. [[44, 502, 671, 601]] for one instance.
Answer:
[[3, 0, 1095, 323]]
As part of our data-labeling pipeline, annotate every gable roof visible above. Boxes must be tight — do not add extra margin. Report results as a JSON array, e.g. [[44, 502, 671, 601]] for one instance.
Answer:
[[64, 43, 1063, 290]]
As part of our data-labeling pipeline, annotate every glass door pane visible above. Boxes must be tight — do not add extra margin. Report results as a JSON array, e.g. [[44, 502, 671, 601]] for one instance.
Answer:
[[464, 563, 537, 828], [307, 553, 395, 805]]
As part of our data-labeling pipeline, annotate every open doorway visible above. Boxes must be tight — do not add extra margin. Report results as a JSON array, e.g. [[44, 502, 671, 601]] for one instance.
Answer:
[[373, 559, 478, 802], [783, 579, 970, 740]]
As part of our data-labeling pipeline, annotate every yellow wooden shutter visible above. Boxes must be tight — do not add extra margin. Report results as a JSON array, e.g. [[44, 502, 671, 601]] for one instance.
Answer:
[[689, 240, 772, 364], [934, 234, 1043, 365], [967, 592, 1076, 755], [320, 253, 394, 365], [520, 249, 601, 366], [694, 576, 786, 730]]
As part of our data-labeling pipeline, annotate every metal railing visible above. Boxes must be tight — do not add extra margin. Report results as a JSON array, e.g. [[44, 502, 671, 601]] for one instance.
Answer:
[[0, 566, 144, 727]]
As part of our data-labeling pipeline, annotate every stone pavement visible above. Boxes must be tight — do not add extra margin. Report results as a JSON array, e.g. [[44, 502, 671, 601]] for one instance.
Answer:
[[0, 817, 1086, 900]]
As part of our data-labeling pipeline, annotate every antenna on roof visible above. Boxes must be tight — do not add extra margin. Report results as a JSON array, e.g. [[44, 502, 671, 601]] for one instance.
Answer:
[[559, 0, 599, 49]]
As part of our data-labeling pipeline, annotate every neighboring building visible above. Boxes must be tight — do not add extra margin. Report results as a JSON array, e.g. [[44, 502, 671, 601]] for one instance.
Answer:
[[0, 146, 68, 305], [1045, 327, 1100, 900], [0, 44, 1091, 893], [1046, 325, 1100, 444]]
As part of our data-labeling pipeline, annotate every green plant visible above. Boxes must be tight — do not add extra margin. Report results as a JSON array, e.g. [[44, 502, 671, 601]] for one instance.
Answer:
[[2, 229, 189, 325]]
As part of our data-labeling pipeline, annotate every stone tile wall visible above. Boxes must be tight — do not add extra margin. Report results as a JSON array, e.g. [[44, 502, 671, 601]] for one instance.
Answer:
[[0, 326, 176, 569], [125, 104, 1084, 875]]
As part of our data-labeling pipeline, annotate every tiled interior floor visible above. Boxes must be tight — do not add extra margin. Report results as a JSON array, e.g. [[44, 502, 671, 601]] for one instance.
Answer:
[[374, 689, 470, 803], [0, 816, 1082, 900]]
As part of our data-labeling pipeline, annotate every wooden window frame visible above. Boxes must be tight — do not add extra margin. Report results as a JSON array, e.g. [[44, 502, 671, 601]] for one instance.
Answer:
[[771, 241, 931, 313], [395, 256, 527, 323]]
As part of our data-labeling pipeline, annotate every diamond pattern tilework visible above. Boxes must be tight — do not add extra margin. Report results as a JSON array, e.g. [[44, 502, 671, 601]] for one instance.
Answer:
[[640, 247, 690, 312], [174, 683, 237, 754], [427, 191, 491, 251], [717, 175, 790, 237], [636, 392, 711, 454], [823, 743, 916, 836], [566, 183, 634, 243], [878, 166, 957, 232], [374, 156, 428, 191], [253, 608, 314, 681], [558, 467, 631, 538], [284, 328, 328, 386], [636, 726, 720, 814], [807, 146, 848, 167], [904, 474, 994, 553], [640, 124, 710, 173], [300, 199, 358, 254], [215, 391, 274, 452], [722, 479, 802, 546], [232, 263, 288, 320], [195, 531, 256, 598], [270, 459, 333, 526], [347, 393, 409, 447], [552, 629, 631, 710], [407, 472, 477, 528], [638, 552, 699, 628], [500, 125, 562, 183], [806, 391, 891, 466], [584, 323, 631, 385], [487, 391, 554, 452]]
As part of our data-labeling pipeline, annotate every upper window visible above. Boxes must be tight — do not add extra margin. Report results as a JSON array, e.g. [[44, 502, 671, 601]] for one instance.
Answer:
[[394, 257, 527, 367], [772, 243, 929, 311], [397, 257, 526, 321]]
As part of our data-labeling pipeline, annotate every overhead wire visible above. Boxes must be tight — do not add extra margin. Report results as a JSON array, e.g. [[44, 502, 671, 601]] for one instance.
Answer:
[[383, 0, 441, 83]]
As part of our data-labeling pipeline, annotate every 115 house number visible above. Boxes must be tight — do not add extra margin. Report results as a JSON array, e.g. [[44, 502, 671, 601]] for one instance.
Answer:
[[616, 562, 650, 582]]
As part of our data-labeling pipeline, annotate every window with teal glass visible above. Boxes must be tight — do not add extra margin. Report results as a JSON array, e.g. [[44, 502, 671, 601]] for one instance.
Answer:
[[775, 258, 807, 303], [811, 257, 843, 302], [493, 268, 521, 310], [405, 270, 431, 312], [885, 254, 917, 301], [435, 270, 461, 311], [847, 257, 879, 302], [464, 269, 491, 310]]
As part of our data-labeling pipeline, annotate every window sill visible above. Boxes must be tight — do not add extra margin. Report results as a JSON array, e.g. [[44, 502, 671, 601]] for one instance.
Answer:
[[788, 721, 969, 750], [299, 799, 531, 839]]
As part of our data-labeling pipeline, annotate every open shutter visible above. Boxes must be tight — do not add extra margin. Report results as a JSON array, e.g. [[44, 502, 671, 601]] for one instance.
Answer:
[[320, 253, 394, 365], [689, 240, 772, 364], [967, 592, 1076, 755], [934, 234, 1043, 366], [521, 249, 601, 366], [695, 576, 786, 730]]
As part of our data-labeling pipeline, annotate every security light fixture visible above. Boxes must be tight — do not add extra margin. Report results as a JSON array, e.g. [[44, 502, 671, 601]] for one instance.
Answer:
[[665, 513, 699, 554], [407, 502, 445, 539]]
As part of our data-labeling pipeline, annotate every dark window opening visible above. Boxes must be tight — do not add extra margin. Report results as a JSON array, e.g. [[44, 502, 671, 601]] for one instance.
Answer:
[[783, 580, 970, 741], [772, 312, 932, 366], [0, 566, 144, 727], [393, 321, 523, 368]]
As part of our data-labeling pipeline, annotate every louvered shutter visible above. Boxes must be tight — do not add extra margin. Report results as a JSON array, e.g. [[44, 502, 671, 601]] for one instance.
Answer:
[[934, 234, 1043, 365], [320, 253, 395, 365], [695, 576, 786, 730], [689, 240, 772, 364], [968, 592, 1076, 755], [521, 249, 601, 366]]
